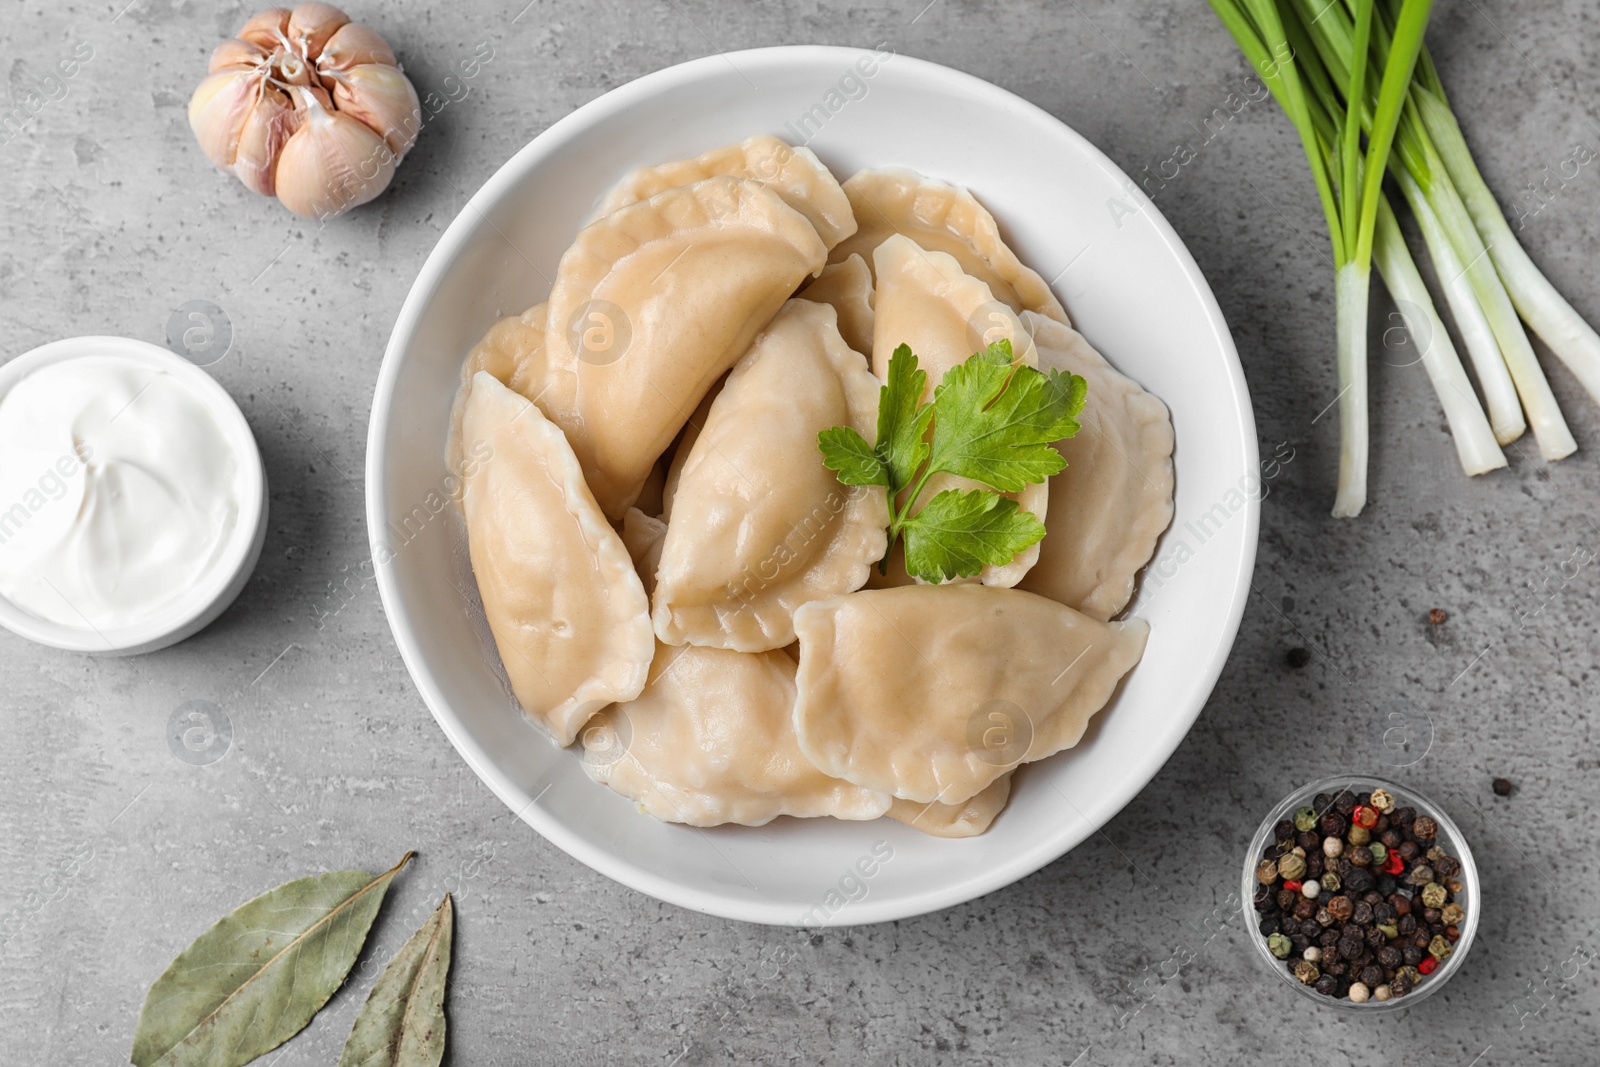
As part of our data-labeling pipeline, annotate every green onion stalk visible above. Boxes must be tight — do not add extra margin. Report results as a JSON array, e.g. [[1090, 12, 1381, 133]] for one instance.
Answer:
[[1292, 0, 1574, 459], [1209, 0, 1437, 516]]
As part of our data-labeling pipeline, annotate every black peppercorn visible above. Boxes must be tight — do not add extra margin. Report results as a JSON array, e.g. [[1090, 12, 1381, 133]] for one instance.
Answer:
[[1277, 889, 1297, 910], [1377, 944, 1402, 969], [1320, 811, 1348, 837], [1275, 819, 1296, 840], [1294, 898, 1317, 920], [1291, 933, 1312, 952], [1334, 791, 1357, 815], [1398, 841, 1420, 861], [1398, 913, 1417, 936], [1421, 907, 1442, 925], [1380, 829, 1402, 849], [1392, 973, 1413, 997], [1365, 926, 1386, 948], [1313, 792, 1333, 811], [1393, 806, 1416, 826], [1376, 874, 1398, 896], [1321, 936, 1340, 955], [1412, 816, 1437, 840], [1286, 647, 1312, 668], [1306, 854, 1325, 879], [1352, 901, 1374, 925], [1435, 855, 1460, 878], [1301, 919, 1322, 938], [1298, 830, 1320, 851], [1388, 894, 1412, 917], [1314, 973, 1337, 995], [1402, 944, 1423, 966], [1345, 868, 1374, 893], [1492, 777, 1513, 797], [1360, 964, 1384, 987], [1373, 902, 1396, 923]]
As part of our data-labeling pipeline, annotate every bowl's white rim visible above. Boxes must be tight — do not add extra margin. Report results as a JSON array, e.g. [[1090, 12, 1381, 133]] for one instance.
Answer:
[[367, 44, 1259, 925], [0, 335, 267, 655]]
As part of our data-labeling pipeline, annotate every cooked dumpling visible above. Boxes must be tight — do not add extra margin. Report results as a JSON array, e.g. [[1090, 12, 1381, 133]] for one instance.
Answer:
[[660, 374, 723, 523], [887, 772, 1012, 838], [831, 167, 1068, 323], [869, 234, 1045, 587], [460, 373, 653, 746], [540, 177, 828, 519], [1015, 311, 1175, 621], [591, 134, 857, 250], [447, 302, 546, 486], [797, 252, 874, 358], [581, 642, 891, 826], [792, 586, 1149, 804], [654, 300, 889, 651], [620, 507, 667, 597]]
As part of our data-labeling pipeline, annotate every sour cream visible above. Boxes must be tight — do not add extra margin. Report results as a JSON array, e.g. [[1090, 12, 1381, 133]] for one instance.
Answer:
[[0, 354, 242, 631]]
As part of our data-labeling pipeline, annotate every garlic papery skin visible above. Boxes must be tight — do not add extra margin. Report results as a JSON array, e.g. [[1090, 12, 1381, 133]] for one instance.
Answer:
[[237, 7, 292, 49], [232, 84, 296, 196], [209, 37, 268, 73], [274, 87, 395, 219], [286, 2, 350, 60], [189, 4, 418, 218], [189, 67, 266, 170], [317, 22, 396, 72], [324, 64, 419, 157]]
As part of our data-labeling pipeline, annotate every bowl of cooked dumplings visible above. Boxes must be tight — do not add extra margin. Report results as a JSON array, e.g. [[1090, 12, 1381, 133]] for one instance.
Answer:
[[368, 46, 1258, 924]]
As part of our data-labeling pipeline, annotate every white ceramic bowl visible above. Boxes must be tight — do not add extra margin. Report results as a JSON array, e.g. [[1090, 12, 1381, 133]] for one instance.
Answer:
[[369, 46, 1257, 924], [0, 336, 267, 655]]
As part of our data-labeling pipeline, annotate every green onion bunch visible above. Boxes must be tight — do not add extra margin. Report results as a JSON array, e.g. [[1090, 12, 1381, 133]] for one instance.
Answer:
[[1210, 0, 1600, 516]]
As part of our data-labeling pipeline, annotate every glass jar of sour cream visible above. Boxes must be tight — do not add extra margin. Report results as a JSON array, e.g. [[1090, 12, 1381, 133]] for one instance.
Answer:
[[0, 337, 266, 653]]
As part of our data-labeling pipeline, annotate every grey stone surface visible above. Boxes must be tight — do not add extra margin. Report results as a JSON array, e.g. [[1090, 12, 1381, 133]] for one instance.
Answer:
[[2, 0, 1597, 1063]]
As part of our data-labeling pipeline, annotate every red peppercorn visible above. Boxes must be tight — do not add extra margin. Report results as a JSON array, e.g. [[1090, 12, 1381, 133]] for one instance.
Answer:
[[1383, 852, 1406, 875], [1353, 804, 1379, 829], [1284, 879, 1303, 893], [1418, 956, 1439, 975]]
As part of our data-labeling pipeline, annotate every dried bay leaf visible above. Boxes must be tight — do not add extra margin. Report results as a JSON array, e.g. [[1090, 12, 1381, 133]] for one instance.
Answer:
[[338, 893, 453, 1067], [131, 851, 416, 1067]]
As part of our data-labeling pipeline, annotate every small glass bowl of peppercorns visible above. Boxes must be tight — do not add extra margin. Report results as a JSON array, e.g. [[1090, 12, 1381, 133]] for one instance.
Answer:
[[1241, 775, 1478, 1011]]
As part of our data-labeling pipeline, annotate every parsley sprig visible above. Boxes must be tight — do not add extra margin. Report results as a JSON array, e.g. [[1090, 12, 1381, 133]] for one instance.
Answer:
[[819, 340, 1087, 583]]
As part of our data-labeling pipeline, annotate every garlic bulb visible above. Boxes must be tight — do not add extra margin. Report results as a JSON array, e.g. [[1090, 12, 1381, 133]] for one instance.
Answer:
[[187, 3, 419, 219]]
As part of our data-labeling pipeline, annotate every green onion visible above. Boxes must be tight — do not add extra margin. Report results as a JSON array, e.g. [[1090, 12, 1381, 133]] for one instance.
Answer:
[[1292, 0, 1575, 460], [1209, 0, 1433, 516]]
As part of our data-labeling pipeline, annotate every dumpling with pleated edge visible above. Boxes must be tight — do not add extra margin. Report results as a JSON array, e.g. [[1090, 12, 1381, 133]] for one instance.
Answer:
[[797, 252, 875, 358], [865, 233, 1046, 588], [538, 176, 828, 520], [459, 372, 654, 747], [792, 585, 1148, 805], [620, 507, 666, 597], [653, 299, 889, 651], [1015, 310, 1175, 621], [886, 771, 1013, 838], [447, 301, 546, 492], [590, 134, 858, 250], [830, 166, 1068, 323], [660, 373, 724, 523], [581, 641, 891, 827]]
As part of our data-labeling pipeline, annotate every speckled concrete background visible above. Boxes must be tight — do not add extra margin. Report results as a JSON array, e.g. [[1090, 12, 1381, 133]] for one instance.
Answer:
[[3, 1, 1597, 1063]]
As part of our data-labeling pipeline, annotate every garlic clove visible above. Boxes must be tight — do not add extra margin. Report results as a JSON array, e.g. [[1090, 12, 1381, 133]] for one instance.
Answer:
[[237, 8, 292, 50], [274, 88, 396, 219], [232, 83, 296, 196], [326, 63, 420, 158], [209, 37, 268, 73], [317, 22, 396, 72], [188, 68, 265, 170], [287, 2, 350, 59]]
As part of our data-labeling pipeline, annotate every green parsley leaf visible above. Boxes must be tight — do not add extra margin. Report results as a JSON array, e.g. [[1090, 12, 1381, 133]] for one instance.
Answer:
[[927, 339, 1086, 493], [817, 426, 889, 487], [874, 344, 933, 493], [901, 489, 1048, 583], [817, 339, 1089, 585]]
